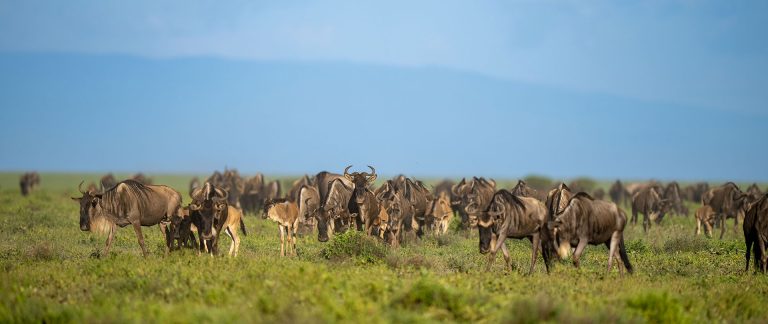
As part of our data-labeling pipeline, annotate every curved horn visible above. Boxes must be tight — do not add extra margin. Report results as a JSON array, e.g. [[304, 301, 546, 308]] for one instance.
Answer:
[[367, 165, 377, 182], [344, 165, 352, 176], [78, 181, 86, 194]]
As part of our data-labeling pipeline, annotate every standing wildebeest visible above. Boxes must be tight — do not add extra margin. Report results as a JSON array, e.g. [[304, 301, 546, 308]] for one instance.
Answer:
[[310, 170, 353, 242], [344, 166, 380, 235], [264, 199, 300, 256], [703, 182, 749, 239], [19, 172, 40, 196], [663, 182, 686, 217], [461, 177, 496, 229], [632, 186, 671, 232], [376, 184, 407, 247], [71, 180, 181, 256], [168, 206, 199, 250], [189, 182, 246, 256], [744, 194, 768, 272], [694, 205, 715, 237], [100, 173, 117, 191], [609, 180, 629, 206], [547, 193, 633, 274], [430, 192, 453, 235], [479, 189, 549, 274]]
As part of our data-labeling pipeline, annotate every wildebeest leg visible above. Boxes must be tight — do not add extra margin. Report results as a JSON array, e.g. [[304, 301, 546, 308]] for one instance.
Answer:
[[572, 240, 588, 268], [642, 209, 650, 233], [486, 234, 506, 272], [745, 234, 753, 272], [607, 232, 621, 273], [278, 225, 286, 257], [529, 233, 541, 275], [225, 227, 239, 257], [758, 236, 768, 273], [103, 223, 117, 256], [719, 216, 727, 239], [695, 218, 701, 236], [132, 222, 148, 257], [159, 223, 170, 255], [500, 242, 513, 273]]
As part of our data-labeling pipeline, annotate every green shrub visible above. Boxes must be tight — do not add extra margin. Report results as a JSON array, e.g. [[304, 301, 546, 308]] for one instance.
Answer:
[[320, 230, 387, 264], [392, 276, 476, 321], [663, 236, 708, 254], [626, 292, 688, 324]]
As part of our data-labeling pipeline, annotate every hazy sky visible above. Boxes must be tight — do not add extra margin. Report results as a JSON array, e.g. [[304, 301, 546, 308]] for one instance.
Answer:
[[0, 1, 766, 180]]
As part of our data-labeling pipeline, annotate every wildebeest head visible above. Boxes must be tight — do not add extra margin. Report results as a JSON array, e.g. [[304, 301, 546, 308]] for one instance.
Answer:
[[547, 193, 592, 258], [190, 184, 229, 240], [344, 165, 377, 204], [71, 181, 103, 231]]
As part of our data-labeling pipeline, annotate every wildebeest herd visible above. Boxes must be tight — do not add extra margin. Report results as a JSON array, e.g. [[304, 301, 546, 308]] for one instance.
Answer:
[[19, 168, 768, 274]]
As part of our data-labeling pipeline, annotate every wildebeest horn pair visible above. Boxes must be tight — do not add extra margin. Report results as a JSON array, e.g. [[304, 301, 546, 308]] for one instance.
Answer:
[[344, 165, 377, 183]]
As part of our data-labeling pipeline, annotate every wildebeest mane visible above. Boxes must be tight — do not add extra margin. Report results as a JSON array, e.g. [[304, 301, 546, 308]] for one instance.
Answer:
[[568, 192, 594, 204], [489, 189, 527, 213]]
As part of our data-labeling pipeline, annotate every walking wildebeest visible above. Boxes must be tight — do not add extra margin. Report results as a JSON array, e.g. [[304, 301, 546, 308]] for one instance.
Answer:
[[190, 182, 246, 256], [608, 180, 629, 206], [702, 182, 749, 239], [71, 180, 181, 257], [19, 172, 40, 196], [694, 205, 715, 237], [547, 193, 633, 274], [744, 193, 768, 272], [631, 186, 671, 232], [479, 189, 549, 274], [264, 199, 300, 256]]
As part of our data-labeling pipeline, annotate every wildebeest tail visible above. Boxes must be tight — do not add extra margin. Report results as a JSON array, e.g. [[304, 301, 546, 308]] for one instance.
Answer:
[[240, 217, 248, 236], [619, 236, 633, 274]]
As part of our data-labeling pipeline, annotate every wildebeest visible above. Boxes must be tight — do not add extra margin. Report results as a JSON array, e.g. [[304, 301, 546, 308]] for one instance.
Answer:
[[631, 186, 671, 232], [71, 180, 181, 256], [430, 192, 453, 235], [240, 173, 265, 215], [744, 193, 768, 272], [190, 182, 246, 256], [683, 182, 709, 203], [450, 178, 472, 229], [131, 173, 152, 185], [461, 177, 496, 229], [608, 180, 629, 206], [168, 206, 199, 250], [694, 205, 715, 237], [547, 193, 633, 274], [19, 172, 40, 196], [479, 189, 549, 274], [663, 182, 686, 217], [264, 199, 300, 256], [297, 184, 320, 235], [543, 183, 573, 263], [100, 173, 117, 191], [404, 178, 433, 237], [344, 166, 380, 236], [310, 170, 354, 242], [702, 182, 749, 239]]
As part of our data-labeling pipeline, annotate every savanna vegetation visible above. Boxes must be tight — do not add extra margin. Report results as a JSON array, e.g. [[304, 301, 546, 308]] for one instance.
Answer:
[[1, 173, 767, 323]]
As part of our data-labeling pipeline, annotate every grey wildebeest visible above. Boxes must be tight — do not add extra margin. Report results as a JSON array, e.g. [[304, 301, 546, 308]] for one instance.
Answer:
[[71, 180, 182, 257], [547, 193, 633, 274], [479, 189, 549, 274], [702, 182, 749, 239], [264, 199, 300, 256], [631, 186, 671, 232], [744, 193, 768, 272], [344, 166, 380, 236], [190, 182, 246, 256], [19, 172, 40, 196]]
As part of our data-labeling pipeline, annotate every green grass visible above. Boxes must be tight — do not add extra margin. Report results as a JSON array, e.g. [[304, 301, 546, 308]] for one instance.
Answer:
[[1, 173, 767, 323]]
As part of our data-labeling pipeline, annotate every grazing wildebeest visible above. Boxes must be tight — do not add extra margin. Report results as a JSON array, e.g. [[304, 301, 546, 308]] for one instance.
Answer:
[[609, 180, 629, 206], [430, 192, 453, 235], [479, 189, 549, 274], [663, 182, 686, 217], [19, 172, 40, 196], [744, 194, 768, 272], [547, 193, 633, 274], [694, 205, 715, 237], [190, 182, 246, 256], [100, 173, 117, 191], [344, 166, 381, 235], [71, 180, 181, 256], [632, 186, 671, 232], [264, 199, 300, 256], [702, 182, 749, 239]]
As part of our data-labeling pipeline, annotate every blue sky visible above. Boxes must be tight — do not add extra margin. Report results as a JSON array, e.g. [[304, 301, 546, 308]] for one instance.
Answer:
[[0, 1, 766, 181]]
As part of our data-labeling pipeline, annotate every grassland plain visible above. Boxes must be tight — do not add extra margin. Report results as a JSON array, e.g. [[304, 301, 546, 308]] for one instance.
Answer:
[[1, 173, 767, 323]]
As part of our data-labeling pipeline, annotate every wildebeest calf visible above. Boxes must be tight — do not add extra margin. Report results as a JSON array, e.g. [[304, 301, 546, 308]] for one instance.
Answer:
[[264, 199, 300, 256], [694, 205, 715, 237]]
